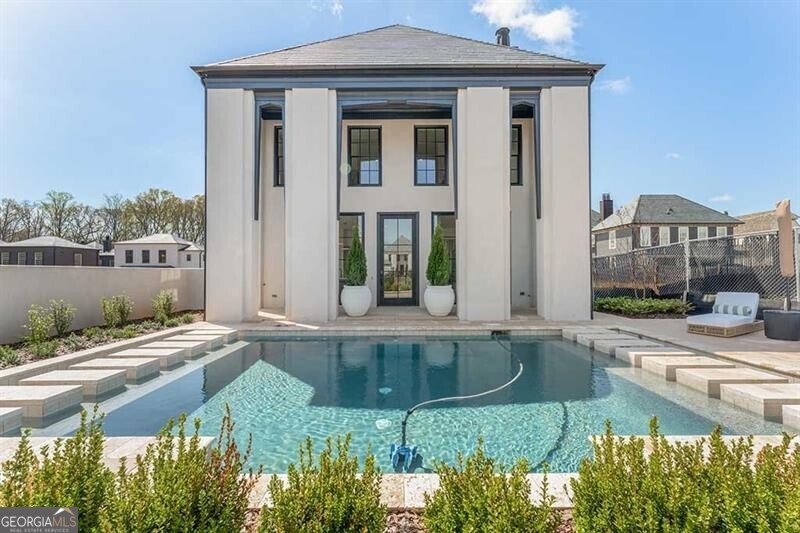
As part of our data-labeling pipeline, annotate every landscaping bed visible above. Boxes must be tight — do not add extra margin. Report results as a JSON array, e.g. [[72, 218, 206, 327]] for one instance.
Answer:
[[594, 296, 693, 319], [0, 290, 203, 370]]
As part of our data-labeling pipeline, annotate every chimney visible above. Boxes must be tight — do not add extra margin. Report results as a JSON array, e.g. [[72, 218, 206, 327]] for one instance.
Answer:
[[600, 193, 614, 219], [495, 27, 510, 46], [102, 235, 112, 252]]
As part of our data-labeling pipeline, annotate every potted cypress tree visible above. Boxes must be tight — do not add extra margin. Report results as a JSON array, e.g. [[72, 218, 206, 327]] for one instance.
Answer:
[[424, 224, 455, 316], [340, 230, 371, 317]]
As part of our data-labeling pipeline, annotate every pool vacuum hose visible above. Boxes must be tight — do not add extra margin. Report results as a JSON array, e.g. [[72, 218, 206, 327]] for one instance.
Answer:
[[390, 334, 524, 472]]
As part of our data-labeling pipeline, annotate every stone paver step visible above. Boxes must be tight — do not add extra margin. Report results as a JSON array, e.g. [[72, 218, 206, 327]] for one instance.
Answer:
[[561, 327, 612, 341], [141, 340, 207, 357], [615, 347, 695, 367], [69, 358, 160, 382], [576, 333, 636, 348], [675, 367, 789, 399], [0, 407, 23, 436], [110, 348, 186, 368], [641, 356, 736, 381], [184, 330, 236, 342], [593, 338, 662, 356], [165, 334, 224, 349], [719, 383, 800, 423], [19, 369, 127, 399], [783, 405, 800, 430], [0, 385, 83, 421]]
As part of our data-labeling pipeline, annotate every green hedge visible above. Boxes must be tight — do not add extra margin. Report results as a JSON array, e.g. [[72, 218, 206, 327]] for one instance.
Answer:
[[571, 419, 800, 532], [594, 296, 693, 316]]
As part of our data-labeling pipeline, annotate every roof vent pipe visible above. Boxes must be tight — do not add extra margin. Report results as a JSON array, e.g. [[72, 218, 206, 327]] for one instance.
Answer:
[[495, 27, 510, 46]]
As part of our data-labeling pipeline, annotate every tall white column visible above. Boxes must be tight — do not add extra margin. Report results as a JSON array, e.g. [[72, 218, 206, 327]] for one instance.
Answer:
[[456, 87, 511, 322], [535, 86, 592, 321], [284, 88, 338, 322], [205, 88, 259, 323]]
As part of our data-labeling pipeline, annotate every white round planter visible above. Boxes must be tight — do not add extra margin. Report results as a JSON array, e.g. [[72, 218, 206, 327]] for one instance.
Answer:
[[424, 285, 455, 317], [341, 285, 371, 317]]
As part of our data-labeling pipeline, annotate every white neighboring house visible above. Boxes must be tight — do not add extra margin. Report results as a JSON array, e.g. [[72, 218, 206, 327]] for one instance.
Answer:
[[114, 234, 204, 268], [194, 24, 602, 322]]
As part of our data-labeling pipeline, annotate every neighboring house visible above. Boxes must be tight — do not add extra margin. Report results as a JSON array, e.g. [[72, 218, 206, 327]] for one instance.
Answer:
[[194, 24, 602, 322], [734, 210, 800, 235], [0, 236, 99, 266], [114, 234, 204, 268], [592, 194, 743, 257]]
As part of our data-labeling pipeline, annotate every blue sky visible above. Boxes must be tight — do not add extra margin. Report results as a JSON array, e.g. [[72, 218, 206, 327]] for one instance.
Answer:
[[1, 0, 798, 216]]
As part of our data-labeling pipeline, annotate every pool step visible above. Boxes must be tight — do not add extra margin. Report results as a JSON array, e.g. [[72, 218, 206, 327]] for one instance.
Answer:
[[141, 340, 208, 358], [0, 408, 23, 436], [675, 367, 789, 399], [0, 385, 83, 422], [576, 333, 638, 349], [184, 329, 236, 343], [615, 347, 696, 367], [719, 383, 800, 423], [641, 356, 736, 381], [783, 405, 800, 430], [19, 369, 127, 400], [592, 338, 662, 356], [561, 327, 613, 341], [108, 348, 185, 369], [69, 358, 161, 383]]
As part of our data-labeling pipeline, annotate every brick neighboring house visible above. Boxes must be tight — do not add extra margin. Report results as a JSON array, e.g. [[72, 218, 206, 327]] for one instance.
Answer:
[[0, 236, 100, 266], [592, 194, 743, 257]]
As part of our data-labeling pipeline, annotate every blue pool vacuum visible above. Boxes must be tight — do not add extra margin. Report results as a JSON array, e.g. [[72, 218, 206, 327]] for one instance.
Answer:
[[390, 333, 524, 473]]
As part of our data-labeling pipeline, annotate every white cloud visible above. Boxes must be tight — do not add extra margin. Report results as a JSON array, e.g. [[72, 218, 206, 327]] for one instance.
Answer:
[[596, 76, 631, 94], [471, 0, 577, 47], [665, 152, 681, 160], [330, 0, 343, 18], [710, 193, 734, 203]]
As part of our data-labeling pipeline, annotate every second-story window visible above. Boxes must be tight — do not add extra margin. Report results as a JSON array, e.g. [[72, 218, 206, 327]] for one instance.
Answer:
[[348, 127, 381, 186], [639, 226, 651, 247], [274, 126, 284, 186], [510, 125, 522, 185], [415, 126, 447, 185], [158, 250, 167, 264]]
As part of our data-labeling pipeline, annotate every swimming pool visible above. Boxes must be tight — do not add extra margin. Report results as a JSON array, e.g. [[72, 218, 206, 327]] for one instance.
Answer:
[[53, 336, 786, 472]]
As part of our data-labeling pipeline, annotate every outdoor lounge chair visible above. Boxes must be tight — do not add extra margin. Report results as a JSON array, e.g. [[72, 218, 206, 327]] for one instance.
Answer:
[[686, 292, 764, 338]]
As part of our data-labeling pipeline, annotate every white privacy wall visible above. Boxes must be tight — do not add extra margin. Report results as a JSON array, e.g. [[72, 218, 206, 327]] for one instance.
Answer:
[[0, 266, 204, 343]]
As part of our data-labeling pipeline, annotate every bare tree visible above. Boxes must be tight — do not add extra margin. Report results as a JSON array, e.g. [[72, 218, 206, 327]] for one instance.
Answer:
[[40, 191, 78, 238], [0, 199, 21, 241], [97, 194, 127, 241]]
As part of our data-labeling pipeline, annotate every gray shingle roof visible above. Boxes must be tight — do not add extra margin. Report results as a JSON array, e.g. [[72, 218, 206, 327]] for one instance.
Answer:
[[0, 236, 97, 249], [733, 210, 800, 234], [592, 195, 743, 232], [197, 25, 601, 72], [590, 209, 603, 227]]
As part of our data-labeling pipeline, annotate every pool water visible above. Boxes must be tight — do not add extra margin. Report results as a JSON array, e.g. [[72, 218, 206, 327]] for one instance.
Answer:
[[94, 336, 785, 472]]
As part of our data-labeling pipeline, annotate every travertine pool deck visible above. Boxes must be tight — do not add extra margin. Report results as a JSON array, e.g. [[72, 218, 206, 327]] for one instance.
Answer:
[[69, 357, 161, 382], [110, 347, 186, 368], [0, 385, 83, 421], [719, 383, 800, 422], [641, 355, 736, 381], [675, 367, 789, 398], [19, 369, 127, 399], [615, 347, 695, 367], [575, 333, 636, 348]]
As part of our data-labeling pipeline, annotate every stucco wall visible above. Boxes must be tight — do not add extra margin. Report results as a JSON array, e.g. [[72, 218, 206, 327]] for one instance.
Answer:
[[510, 118, 536, 309], [260, 120, 286, 309], [0, 266, 204, 343], [536, 86, 591, 321]]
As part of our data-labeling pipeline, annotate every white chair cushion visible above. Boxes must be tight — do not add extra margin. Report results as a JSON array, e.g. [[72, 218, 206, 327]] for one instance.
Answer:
[[711, 292, 759, 322], [687, 313, 753, 328]]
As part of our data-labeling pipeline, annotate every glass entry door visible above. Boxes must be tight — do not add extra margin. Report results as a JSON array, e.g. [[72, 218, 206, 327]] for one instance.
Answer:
[[378, 214, 418, 306]]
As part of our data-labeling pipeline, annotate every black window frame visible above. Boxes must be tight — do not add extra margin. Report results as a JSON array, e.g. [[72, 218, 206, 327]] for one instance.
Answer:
[[125, 250, 133, 264], [347, 126, 382, 187], [158, 250, 167, 264], [274, 125, 284, 187], [186, 253, 192, 262], [414, 125, 449, 186], [141, 250, 150, 264], [511, 124, 522, 186]]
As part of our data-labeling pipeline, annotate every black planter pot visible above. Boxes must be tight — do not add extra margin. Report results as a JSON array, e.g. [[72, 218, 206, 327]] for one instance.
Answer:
[[763, 310, 800, 341]]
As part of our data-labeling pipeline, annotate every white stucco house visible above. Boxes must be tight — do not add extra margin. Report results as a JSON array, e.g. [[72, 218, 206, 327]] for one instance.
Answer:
[[194, 25, 602, 323], [114, 233, 204, 268]]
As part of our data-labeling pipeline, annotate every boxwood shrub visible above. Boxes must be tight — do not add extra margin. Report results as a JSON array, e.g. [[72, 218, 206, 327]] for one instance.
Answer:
[[594, 296, 693, 316]]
